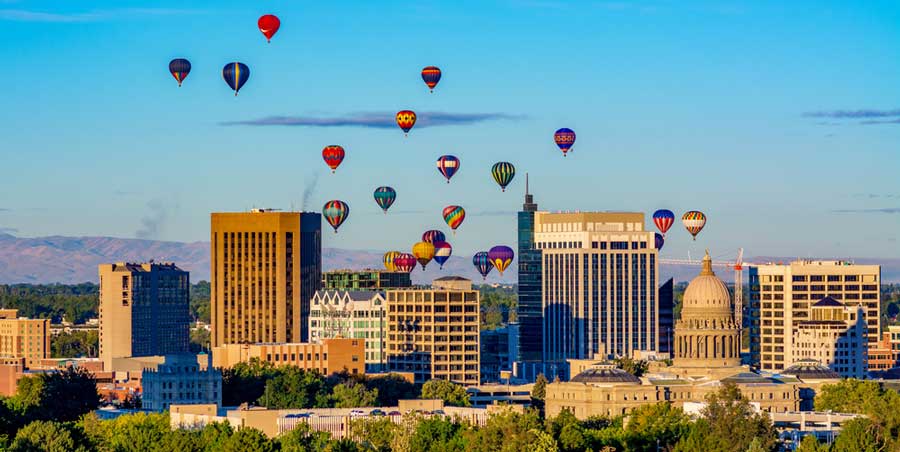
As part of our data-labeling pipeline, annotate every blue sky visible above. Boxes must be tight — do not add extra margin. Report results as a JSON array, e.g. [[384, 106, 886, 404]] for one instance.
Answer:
[[0, 0, 898, 261]]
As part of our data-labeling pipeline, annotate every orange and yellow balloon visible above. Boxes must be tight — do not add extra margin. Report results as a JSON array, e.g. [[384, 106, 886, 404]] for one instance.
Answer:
[[412, 241, 435, 270], [383, 251, 401, 272], [396, 110, 416, 136]]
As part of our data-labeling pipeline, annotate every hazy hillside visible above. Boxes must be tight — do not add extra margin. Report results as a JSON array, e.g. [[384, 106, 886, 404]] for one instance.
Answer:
[[0, 233, 896, 284]]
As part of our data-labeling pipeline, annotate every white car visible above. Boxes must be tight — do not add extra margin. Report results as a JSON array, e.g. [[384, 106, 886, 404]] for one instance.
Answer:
[[349, 409, 366, 417]]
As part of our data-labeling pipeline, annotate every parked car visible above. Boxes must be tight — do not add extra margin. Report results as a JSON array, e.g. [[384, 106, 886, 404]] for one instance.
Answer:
[[349, 409, 366, 417], [370, 409, 386, 416], [432, 409, 446, 416], [388, 411, 402, 416]]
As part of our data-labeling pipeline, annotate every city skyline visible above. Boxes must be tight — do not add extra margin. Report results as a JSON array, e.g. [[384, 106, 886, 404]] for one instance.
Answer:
[[1, 0, 899, 263]]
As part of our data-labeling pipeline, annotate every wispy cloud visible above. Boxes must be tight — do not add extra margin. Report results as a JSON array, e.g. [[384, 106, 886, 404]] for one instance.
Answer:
[[221, 112, 525, 129], [852, 193, 899, 199], [860, 118, 900, 125], [804, 109, 900, 119], [0, 227, 18, 234], [832, 208, 900, 214], [0, 8, 200, 23]]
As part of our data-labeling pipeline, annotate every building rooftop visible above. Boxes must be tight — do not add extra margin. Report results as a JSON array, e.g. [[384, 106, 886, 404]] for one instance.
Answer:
[[781, 360, 841, 380], [811, 296, 844, 308], [314, 290, 384, 302], [570, 364, 641, 385], [720, 372, 781, 385], [434, 276, 471, 282]]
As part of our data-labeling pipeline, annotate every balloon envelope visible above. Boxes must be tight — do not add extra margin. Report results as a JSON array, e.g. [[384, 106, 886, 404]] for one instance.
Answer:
[[412, 241, 435, 270], [433, 241, 452, 269], [396, 110, 416, 134], [258, 14, 281, 42], [168, 58, 191, 87], [374, 186, 396, 213], [655, 233, 665, 251], [653, 209, 675, 235], [682, 211, 707, 240], [442, 206, 465, 232], [473, 252, 493, 280], [322, 200, 349, 233], [422, 230, 446, 244], [383, 251, 401, 272], [488, 245, 515, 275], [421, 66, 442, 92], [554, 128, 576, 156], [393, 253, 416, 273], [223, 62, 250, 95], [436, 155, 460, 183], [491, 162, 516, 192], [322, 145, 345, 173]]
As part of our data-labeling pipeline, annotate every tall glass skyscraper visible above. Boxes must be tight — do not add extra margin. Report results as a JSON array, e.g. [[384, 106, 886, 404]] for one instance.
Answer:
[[516, 175, 543, 381]]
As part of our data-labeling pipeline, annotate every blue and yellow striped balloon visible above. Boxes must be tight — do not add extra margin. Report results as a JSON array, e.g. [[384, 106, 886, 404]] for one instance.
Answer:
[[222, 62, 250, 96], [491, 162, 516, 192]]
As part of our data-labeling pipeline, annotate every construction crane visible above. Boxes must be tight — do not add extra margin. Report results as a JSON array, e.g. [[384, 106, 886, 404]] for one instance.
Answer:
[[659, 248, 752, 328]]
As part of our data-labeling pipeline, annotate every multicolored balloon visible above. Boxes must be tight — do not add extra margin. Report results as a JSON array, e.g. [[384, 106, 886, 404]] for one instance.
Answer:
[[373, 186, 396, 214], [322, 200, 349, 233], [412, 241, 435, 270], [554, 128, 576, 157], [258, 14, 281, 43], [393, 253, 416, 273], [682, 211, 707, 240], [168, 58, 191, 87], [442, 206, 465, 233], [383, 251, 401, 272], [421, 66, 442, 92], [491, 162, 516, 192], [322, 145, 345, 173], [223, 62, 250, 96], [436, 155, 460, 183], [422, 230, 446, 244], [488, 245, 514, 275], [655, 233, 665, 251], [473, 252, 493, 280], [433, 241, 452, 269], [396, 110, 416, 135], [652, 209, 675, 236]]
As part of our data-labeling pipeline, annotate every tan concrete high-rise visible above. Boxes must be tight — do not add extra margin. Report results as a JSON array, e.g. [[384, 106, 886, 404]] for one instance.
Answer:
[[749, 260, 881, 373], [386, 277, 480, 385], [211, 210, 321, 347], [0, 310, 50, 368], [98, 262, 190, 370]]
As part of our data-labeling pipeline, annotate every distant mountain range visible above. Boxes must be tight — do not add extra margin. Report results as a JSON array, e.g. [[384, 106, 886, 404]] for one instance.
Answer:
[[0, 233, 897, 285]]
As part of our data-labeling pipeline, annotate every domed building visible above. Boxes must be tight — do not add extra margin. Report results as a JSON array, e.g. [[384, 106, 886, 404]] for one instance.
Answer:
[[669, 251, 742, 378], [570, 363, 641, 385]]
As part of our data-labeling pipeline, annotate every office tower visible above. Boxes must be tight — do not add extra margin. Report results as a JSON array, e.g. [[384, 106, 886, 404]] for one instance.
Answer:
[[0, 310, 50, 368], [791, 297, 867, 378], [534, 211, 659, 376], [138, 353, 222, 412], [322, 270, 411, 291], [211, 338, 364, 375], [748, 260, 880, 372], [309, 290, 387, 371], [386, 277, 480, 384], [98, 262, 190, 370], [658, 278, 674, 358], [516, 175, 543, 380], [480, 324, 518, 383], [210, 209, 322, 347]]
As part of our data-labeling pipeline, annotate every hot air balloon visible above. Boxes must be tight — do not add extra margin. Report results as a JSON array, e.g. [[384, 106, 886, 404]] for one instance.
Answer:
[[383, 251, 401, 272], [374, 186, 396, 214], [258, 14, 280, 43], [473, 252, 493, 280], [223, 62, 250, 96], [322, 200, 349, 233], [422, 230, 446, 244], [655, 233, 665, 251], [491, 162, 516, 192], [554, 128, 576, 157], [322, 145, 345, 173], [433, 241, 452, 269], [393, 253, 416, 273], [652, 209, 675, 236], [442, 206, 465, 234], [412, 241, 435, 270], [682, 211, 707, 240], [421, 66, 442, 92], [396, 110, 416, 136], [168, 58, 191, 87], [436, 155, 460, 183], [488, 245, 515, 275]]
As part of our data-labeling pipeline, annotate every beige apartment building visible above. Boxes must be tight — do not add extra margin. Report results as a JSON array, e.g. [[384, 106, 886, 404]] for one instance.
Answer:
[[791, 297, 867, 378], [211, 338, 364, 376], [533, 211, 659, 375], [210, 210, 321, 347], [749, 260, 880, 373], [0, 310, 50, 368], [386, 277, 480, 384], [98, 262, 190, 370], [309, 290, 387, 371]]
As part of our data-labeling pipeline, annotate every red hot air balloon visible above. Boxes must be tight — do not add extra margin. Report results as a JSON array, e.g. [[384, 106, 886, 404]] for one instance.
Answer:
[[652, 209, 675, 236], [258, 14, 281, 43], [393, 253, 417, 273], [322, 145, 345, 173], [422, 230, 446, 244], [396, 110, 416, 136]]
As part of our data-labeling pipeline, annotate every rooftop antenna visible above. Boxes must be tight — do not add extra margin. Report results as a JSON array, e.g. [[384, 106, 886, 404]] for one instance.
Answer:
[[526, 172, 529, 195]]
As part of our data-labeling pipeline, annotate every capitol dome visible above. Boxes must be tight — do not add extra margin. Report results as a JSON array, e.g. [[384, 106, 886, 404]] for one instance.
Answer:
[[680, 251, 733, 323], [570, 363, 641, 385]]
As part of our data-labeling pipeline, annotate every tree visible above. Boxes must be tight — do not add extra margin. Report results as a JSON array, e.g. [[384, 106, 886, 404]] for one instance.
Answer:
[[9, 420, 82, 452], [189, 328, 210, 353], [532, 373, 548, 414], [674, 383, 776, 452], [260, 367, 330, 409], [530, 429, 560, 452], [219, 427, 275, 452], [366, 374, 417, 406], [410, 416, 468, 452], [278, 423, 332, 452], [623, 402, 692, 451], [350, 417, 397, 452], [221, 359, 278, 406], [613, 356, 649, 377], [465, 409, 544, 452], [11, 366, 99, 424], [831, 418, 886, 452], [421, 380, 471, 407], [795, 435, 830, 452], [50, 330, 98, 358], [331, 382, 378, 408], [815, 378, 900, 446], [94, 412, 171, 452]]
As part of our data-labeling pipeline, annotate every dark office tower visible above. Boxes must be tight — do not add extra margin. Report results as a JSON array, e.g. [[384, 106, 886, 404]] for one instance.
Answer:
[[299, 212, 323, 342], [516, 174, 543, 381], [658, 278, 674, 358]]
